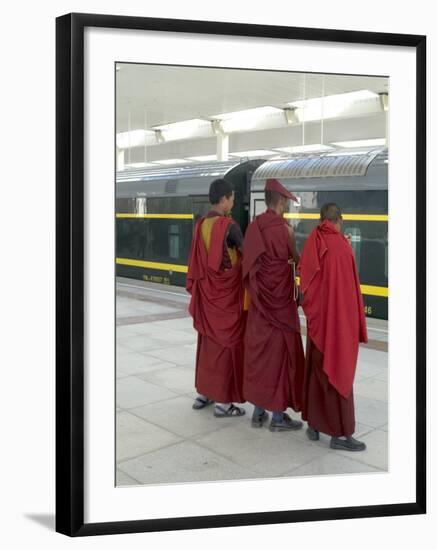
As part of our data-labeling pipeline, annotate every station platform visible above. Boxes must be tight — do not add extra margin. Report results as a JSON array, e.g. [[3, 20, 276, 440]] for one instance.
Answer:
[[116, 278, 388, 486]]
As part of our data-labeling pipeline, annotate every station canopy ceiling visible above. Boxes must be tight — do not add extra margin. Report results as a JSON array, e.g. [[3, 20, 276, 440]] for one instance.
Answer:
[[115, 64, 388, 170], [116, 63, 388, 133]]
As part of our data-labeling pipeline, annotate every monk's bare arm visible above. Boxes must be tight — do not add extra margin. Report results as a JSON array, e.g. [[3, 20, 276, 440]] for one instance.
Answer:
[[287, 225, 300, 264]]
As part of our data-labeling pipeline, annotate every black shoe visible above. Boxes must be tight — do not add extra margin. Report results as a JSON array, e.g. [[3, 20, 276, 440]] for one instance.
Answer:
[[330, 436, 366, 452], [306, 426, 320, 441], [251, 410, 269, 428], [269, 413, 303, 432]]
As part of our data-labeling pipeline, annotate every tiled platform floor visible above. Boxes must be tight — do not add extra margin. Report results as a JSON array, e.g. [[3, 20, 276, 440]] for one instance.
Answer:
[[116, 278, 388, 486]]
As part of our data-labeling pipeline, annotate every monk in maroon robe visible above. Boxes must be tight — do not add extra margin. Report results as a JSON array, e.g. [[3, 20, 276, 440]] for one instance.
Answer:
[[187, 178, 246, 418], [242, 178, 305, 431], [299, 203, 368, 451]]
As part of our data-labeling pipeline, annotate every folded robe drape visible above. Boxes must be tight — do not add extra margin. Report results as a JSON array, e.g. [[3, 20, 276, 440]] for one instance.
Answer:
[[186, 213, 245, 403], [302, 336, 355, 437], [299, 219, 368, 400], [242, 209, 305, 412]]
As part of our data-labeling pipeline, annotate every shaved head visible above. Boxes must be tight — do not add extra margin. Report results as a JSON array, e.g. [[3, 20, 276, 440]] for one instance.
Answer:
[[320, 203, 342, 224]]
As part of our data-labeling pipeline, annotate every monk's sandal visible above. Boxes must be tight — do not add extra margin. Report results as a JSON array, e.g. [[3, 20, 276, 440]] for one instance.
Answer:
[[214, 404, 246, 417]]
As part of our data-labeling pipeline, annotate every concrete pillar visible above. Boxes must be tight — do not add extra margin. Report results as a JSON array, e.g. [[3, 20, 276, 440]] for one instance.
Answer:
[[379, 93, 389, 148], [385, 99, 389, 149], [216, 133, 229, 161], [385, 108, 389, 148], [117, 148, 125, 171]]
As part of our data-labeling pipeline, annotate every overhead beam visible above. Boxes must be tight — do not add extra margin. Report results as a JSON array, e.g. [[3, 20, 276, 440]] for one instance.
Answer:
[[122, 112, 386, 165]]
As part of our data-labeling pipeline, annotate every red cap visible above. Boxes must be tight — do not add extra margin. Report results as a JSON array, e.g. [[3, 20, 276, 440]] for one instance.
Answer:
[[265, 178, 298, 202]]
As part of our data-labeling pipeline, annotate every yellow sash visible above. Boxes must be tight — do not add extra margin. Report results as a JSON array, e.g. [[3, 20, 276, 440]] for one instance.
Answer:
[[200, 216, 238, 267]]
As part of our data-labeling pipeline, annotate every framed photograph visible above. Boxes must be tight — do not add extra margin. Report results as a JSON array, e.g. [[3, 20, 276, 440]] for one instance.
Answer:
[[56, 12, 426, 536]]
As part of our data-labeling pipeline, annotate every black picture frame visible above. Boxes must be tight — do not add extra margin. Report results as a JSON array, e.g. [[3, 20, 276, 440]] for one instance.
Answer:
[[56, 12, 426, 537]]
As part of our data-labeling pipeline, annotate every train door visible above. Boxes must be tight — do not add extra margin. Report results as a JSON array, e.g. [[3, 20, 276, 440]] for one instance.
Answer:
[[229, 173, 250, 234]]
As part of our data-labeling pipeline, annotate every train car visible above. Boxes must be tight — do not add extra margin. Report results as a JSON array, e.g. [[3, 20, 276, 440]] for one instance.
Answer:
[[250, 149, 388, 320], [116, 149, 388, 320], [116, 159, 264, 286]]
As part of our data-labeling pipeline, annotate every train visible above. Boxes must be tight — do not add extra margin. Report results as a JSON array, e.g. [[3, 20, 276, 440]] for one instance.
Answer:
[[116, 149, 388, 319]]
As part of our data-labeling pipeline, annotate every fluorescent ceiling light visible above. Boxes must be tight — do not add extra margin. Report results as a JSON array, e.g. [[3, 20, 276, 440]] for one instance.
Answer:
[[153, 119, 213, 141], [116, 129, 156, 149], [290, 89, 378, 109], [125, 162, 157, 168], [288, 90, 380, 122], [325, 150, 370, 156], [231, 149, 279, 158], [211, 106, 283, 133], [153, 159, 193, 165], [186, 155, 218, 162], [331, 138, 386, 148], [269, 155, 293, 160], [276, 144, 334, 153], [213, 106, 281, 119]]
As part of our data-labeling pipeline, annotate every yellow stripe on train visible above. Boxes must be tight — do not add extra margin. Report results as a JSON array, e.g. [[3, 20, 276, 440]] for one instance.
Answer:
[[116, 258, 388, 297], [284, 213, 388, 222], [116, 258, 188, 273], [116, 213, 194, 219], [360, 285, 389, 297], [116, 213, 388, 222], [295, 276, 387, 297]]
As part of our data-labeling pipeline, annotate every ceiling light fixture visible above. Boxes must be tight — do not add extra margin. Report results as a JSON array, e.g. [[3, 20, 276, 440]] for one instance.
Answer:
[[283, 107, 299, 125], [154, 130, 165, 144], [288, 89, 380, 123], [331, 138, 386, 148], [185, 155, 218, 162], [379, 93, 389, 112], [116, 129, 156, 149], [152, 159, 193, 165], [276, 144, 334, 154], [153, 119, 213, 141], [230, 149, 280, 158], [325, 150, 369, 156], [211, 106, 284, 133], [125, 162, 157, 169]]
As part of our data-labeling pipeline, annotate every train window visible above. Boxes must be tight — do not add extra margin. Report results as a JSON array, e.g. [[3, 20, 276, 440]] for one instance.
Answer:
[[344, 226, 362, 270], [116, 197, 136, 214], [192, 201, 210, 221], [148, 196, 192, 214], [384, 234, 388, 278], [254, 199, 266, 217], [169, 224, 180, 259]]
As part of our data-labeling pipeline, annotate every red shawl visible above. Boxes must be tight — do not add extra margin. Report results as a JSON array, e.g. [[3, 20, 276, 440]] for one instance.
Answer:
[[299, 220, 368, 398], [186, 216, 244, 348], [242, 209, 300, 333]]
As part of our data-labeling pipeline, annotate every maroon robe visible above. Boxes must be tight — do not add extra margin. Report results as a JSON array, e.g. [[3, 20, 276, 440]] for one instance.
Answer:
[[186, 212, 245, 403], [242, 209, 305, 412], [303, 337, 356, 437], [299, 220, 368, 436]]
